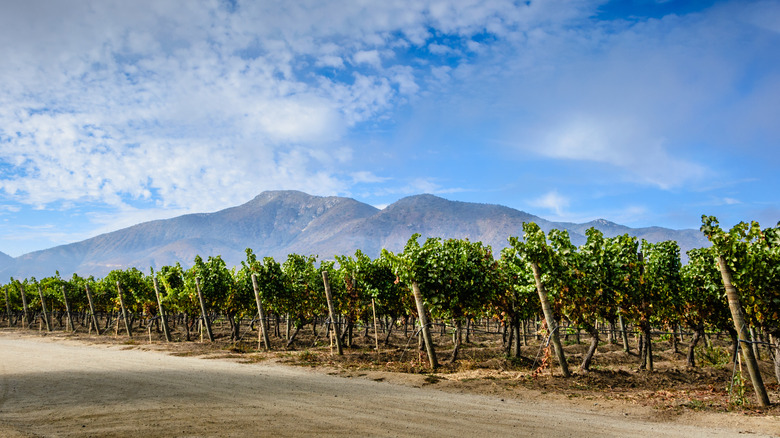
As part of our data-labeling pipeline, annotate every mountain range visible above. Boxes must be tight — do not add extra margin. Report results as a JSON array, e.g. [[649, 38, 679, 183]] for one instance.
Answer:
[[0, 190, 709, 279]]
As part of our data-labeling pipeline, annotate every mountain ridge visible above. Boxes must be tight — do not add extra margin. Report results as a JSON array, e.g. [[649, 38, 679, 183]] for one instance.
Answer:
[[0, 191, 709, 278]]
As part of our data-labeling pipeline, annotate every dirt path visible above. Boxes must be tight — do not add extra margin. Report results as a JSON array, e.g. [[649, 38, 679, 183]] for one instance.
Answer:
[[0, 333, 776, 437]]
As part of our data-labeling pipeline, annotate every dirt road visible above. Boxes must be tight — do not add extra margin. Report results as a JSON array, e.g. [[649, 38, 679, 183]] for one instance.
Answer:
[[0, 333, 776, 437]]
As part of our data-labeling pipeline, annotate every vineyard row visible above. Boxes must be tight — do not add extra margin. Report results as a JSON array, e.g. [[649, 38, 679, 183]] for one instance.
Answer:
[[2, 216, 778, 405]]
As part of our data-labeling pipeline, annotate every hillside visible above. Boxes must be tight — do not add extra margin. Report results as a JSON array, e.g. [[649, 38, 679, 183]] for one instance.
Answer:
[[0, 191, 710, 278], [0, 251, 13, 273]]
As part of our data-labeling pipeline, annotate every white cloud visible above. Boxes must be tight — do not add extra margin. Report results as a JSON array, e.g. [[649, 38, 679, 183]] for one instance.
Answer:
[[0, 205, 21, 213], [351, 171, 389, 184], [2, 1, 444, 215], [353, 50, 382, 68], [540, 114, 707, 188], [523, 202, 652, 229], [741, 1, 780, 34], [602, 205, 651, 227], [700, 196, 743, 208], [428, 43, 457, 55], [316, 55, 345, 69], [372, 178, 466, 197], [452, 2, 780, 191], [0, 0, 603, 222], [390, 66, 419, 95], [529, 191, 569, 217], [1, 0, 778, 254]]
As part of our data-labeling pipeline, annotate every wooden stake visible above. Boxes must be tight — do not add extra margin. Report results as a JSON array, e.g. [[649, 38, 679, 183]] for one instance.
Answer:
[[329, 323, 334, 355], [4, 286, 11, 328], [19, 284, 29, 328], [84, 284, 100, 335], [322, 271, 343, 355], [530, 261, 570, 378], [152, 278, 172, 342], [195, 278, 214, 342], [250, 274, 271, 350], [116, 282, 132, 338], [717, 255, 770, 407], [61, 285, 74, 332], [371, 298, 379, 352], [36, 286, 52, 332], [411, 281, 438, 369]]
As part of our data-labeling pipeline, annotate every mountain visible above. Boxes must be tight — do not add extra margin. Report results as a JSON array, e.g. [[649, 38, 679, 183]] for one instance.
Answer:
[[0, 191, 710, 279], [315, 194, 551, 256], [0, 251, 13, 272]]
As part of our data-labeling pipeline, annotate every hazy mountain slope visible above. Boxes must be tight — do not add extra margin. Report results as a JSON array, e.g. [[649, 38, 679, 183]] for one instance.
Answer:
[[1, 191, 710, 279], [4, 191, 378, 278], [0, 251, 13, 273], [314, 194, 553, 257]]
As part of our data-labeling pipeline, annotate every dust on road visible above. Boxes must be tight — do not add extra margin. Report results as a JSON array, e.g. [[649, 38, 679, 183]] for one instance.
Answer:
[[0, 333, 776, 437]]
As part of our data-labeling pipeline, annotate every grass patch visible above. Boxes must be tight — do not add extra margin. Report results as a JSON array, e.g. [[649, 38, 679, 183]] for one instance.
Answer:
[[696, 345, 730, 368]]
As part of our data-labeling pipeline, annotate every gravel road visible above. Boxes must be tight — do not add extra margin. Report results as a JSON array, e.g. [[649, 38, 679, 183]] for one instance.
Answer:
[[0, 333, 776, 437]]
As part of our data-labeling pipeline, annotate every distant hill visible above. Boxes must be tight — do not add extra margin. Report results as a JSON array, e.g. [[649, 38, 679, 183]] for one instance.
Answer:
[[0, 251, 13, 272], [0, 191, 710, 279]]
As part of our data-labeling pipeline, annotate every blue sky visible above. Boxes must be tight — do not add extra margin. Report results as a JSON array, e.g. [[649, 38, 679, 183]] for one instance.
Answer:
[[1, 0, 778, 257]]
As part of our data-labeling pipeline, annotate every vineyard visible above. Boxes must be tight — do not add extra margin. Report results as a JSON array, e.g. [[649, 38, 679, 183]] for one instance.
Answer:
[[2, 216, 779, 409]]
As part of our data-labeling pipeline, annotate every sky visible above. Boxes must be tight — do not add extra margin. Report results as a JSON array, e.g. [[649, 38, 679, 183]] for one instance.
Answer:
[[1, 0, 779, 257]]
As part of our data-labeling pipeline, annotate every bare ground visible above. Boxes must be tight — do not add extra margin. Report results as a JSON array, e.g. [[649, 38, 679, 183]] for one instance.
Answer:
[[1, 329, 779, 437]]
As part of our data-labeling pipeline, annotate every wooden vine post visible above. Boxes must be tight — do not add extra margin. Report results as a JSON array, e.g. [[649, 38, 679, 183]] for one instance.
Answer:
[[371, 298, 379, 352], [618, 310, 630, 352], [152, 278, 172, 342], [637, 251, 653, 372], [700, 216, 771, 407], [115, 282, 132, 337], [19, 284, 30, 328], [194, 278, 214, 342], [530, 262, 570, 378], [717, 255, 770, 407], [250, 273, 271, 350], [84, 284, 101, 335], [5, 286, 12, 328], [411, 281, 438, 369], [321, 271, 343, 355], [37, 285, 52, 332], [61, 285, 74, 332]]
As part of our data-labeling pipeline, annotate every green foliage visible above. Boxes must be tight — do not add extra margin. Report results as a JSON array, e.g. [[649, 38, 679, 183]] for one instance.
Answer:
[[696, 344, 729, 368], [680, 247, 730, 332], [37, 274, 67, 311], [729, 369, 749, 407], [496, 245, 538, 322], [385, 234, 499, 322], [508, 223, 570, 321], [246, 254, 289, 317], [371, 252, 410, 319], [2, 214, 774, 357], [642, 239, 683, 327], [185, 255, 240, 317], [701, 216, 780, 334], [559, 228, 621, 331], [100, 268, 154, 314], [334, 250, 371, 325], [280, 253, 323, 328], [156, 263, 194, 316]]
